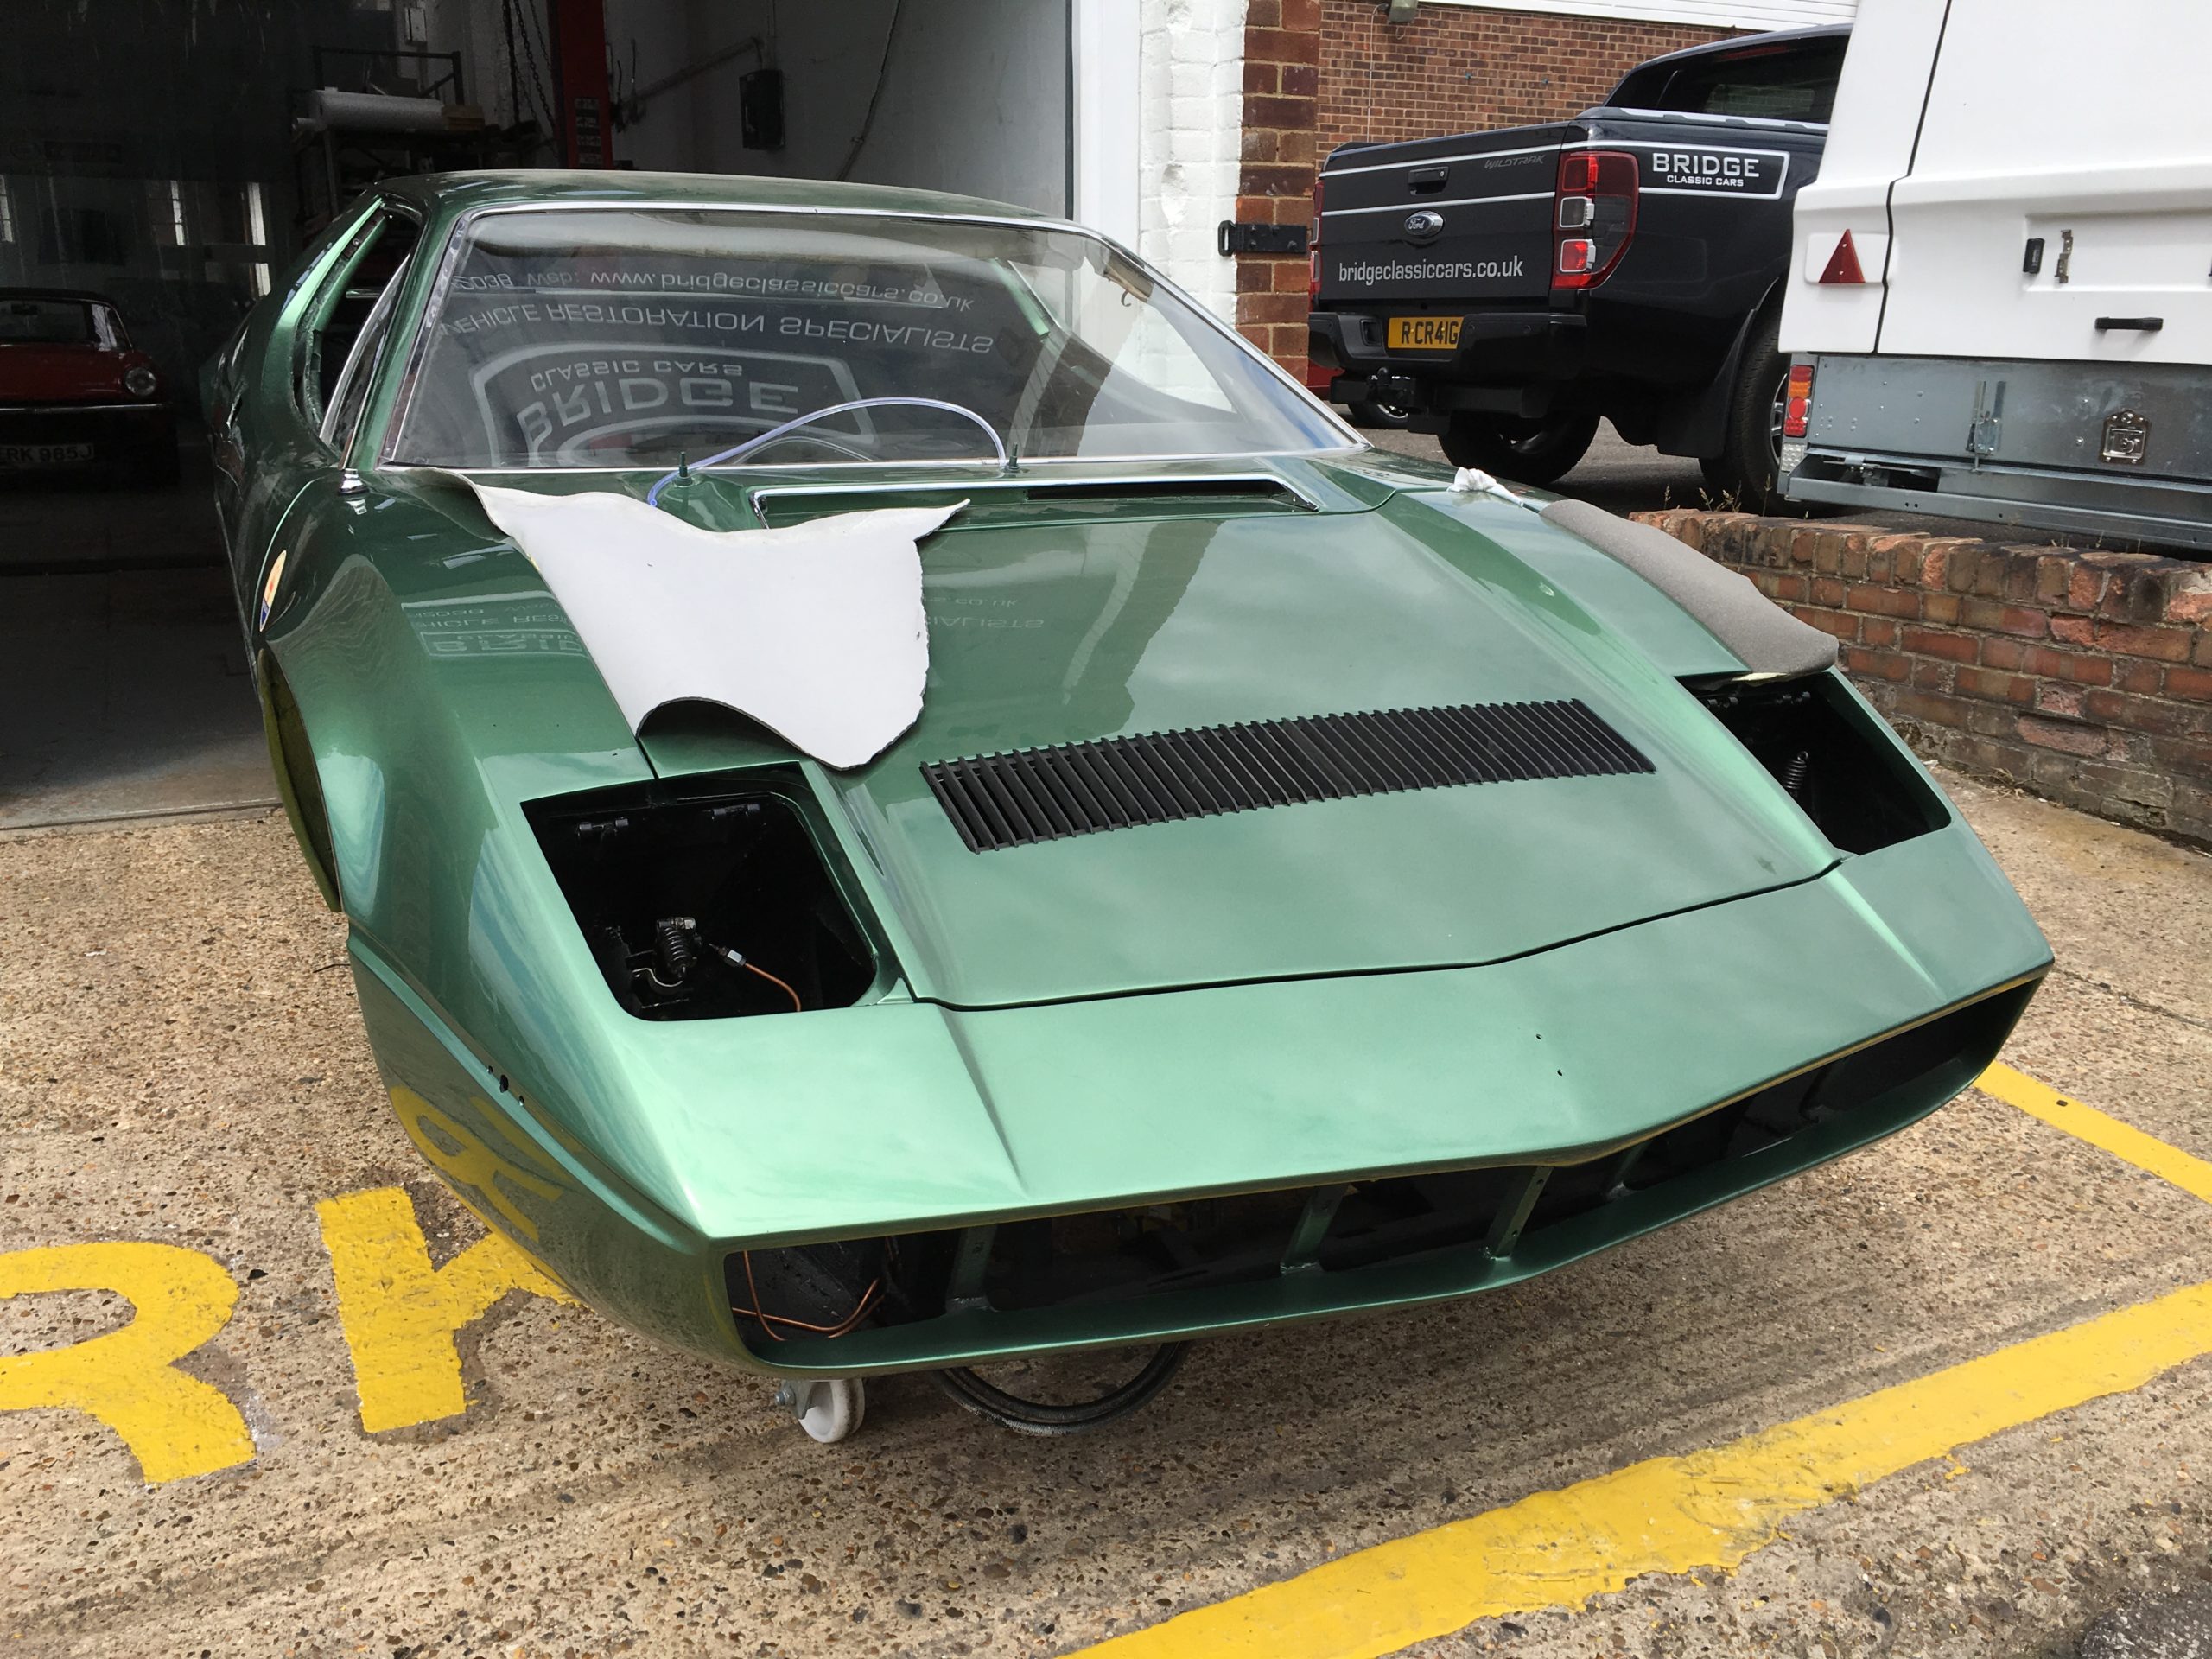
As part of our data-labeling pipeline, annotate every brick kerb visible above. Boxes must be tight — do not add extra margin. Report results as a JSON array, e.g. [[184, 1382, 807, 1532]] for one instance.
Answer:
[[1632, 511, 2212, 847]]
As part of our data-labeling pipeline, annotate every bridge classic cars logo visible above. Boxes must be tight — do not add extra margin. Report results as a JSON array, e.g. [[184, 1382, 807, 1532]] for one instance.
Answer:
[[1634, 145, 1789, 198]]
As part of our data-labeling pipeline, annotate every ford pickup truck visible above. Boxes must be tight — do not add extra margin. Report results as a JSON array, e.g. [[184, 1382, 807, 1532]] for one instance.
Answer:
[[1308, 27, 1845, 503]]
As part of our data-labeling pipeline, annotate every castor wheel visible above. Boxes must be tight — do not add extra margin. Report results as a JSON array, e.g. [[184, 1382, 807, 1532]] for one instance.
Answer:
[[774, 1376, 867, 1443]]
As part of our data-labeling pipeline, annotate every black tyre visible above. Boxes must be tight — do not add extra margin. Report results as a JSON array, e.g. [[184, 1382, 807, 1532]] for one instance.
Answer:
[[1704, 307, 1789, 512], [1347, 397, 1413, 430], [1439, 412, 1599, 487]]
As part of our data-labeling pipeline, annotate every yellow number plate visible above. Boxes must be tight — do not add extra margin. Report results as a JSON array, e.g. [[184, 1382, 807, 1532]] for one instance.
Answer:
[[1387, 315, 1462, 351]]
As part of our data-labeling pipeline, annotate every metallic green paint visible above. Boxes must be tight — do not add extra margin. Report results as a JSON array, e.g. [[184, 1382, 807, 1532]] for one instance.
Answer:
[[207, 173, 2051, 1382]]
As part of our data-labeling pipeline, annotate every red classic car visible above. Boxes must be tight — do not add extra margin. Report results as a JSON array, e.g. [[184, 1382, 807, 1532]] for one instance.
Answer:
[[0, 289, 177, 483]]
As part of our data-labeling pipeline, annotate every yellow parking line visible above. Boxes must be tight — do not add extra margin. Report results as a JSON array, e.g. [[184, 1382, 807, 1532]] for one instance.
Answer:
[[1975, 1060, 2212, 1205], [1079, 1063, 2212, 1656], [1077, 1278, 2212, 1659]]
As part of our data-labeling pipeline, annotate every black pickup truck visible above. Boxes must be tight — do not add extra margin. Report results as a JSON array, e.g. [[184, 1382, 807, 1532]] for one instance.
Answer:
[[1309, 26, 1846, 503]]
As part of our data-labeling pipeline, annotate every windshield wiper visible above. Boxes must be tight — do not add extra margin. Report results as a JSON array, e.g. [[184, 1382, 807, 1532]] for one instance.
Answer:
[[645, 397, 1009, 508]]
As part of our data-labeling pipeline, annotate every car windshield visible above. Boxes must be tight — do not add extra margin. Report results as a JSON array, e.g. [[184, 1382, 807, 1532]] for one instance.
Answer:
[[0, 298, 99, 346], [386, 207, 1349, 469]]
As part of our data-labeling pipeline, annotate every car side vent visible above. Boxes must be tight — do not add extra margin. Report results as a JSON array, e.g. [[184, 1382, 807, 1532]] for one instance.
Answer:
[[922, 701, 1652, 852]]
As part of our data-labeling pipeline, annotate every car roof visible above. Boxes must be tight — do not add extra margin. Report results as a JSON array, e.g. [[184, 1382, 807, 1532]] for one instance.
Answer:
[[1622, 23, 1850, 78], [377, 169, 1065, 229], [0, 288, 118, 308]]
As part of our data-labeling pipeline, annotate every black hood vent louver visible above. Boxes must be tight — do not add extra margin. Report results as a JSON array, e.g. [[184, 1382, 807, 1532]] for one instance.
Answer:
[[922, 700, 1652, 852]]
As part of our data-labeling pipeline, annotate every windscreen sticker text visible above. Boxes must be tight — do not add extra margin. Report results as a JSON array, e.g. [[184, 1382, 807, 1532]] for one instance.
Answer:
[[451, 267, 974, 310], [456, 342, 855, 463]]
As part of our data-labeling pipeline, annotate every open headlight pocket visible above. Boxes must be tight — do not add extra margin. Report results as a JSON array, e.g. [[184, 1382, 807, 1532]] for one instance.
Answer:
[[528, 779, 880, 1019]]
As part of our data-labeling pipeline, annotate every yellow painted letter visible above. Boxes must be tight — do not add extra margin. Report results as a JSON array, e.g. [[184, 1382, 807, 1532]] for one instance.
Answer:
[[316, 1184, 572, 1433], [0, 1243, 254, 1484]]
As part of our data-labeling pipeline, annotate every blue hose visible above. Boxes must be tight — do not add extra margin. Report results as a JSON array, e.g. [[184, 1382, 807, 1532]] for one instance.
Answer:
[[644, 397, 1007, 508]]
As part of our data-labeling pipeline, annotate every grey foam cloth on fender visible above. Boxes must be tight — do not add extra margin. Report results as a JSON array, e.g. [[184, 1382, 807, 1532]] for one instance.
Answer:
[[1539, 497, 1838, 681]]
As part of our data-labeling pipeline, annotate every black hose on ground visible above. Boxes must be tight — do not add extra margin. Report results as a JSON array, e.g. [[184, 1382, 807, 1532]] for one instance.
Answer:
[[931, 1344, 1189, 1436]]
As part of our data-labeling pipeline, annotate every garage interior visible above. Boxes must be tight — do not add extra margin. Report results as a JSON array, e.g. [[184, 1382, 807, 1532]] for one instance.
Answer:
[[0, 0, 1073, 831]]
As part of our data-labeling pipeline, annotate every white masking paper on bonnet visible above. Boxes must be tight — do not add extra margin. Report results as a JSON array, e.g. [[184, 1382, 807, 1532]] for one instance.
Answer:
[[467, 482, 960, 770]]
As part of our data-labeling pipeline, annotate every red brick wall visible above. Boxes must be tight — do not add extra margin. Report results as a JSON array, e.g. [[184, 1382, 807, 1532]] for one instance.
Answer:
[[1637, 512, 2212, 846], [1319, 1, 1739, 156], [1236, 0, 1324, 377]]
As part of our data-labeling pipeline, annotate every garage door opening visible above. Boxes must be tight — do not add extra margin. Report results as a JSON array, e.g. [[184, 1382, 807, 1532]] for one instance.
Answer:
[[0, 0, 1084, 831], [602, 1, 1071, 219]]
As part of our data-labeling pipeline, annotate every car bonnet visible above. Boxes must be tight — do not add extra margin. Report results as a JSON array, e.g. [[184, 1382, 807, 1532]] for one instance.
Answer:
[[634, 482, 1841, 1009]]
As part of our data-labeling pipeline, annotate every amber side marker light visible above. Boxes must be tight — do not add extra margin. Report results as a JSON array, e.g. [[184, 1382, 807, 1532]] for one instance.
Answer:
[[1784, 364, 1815, 439]]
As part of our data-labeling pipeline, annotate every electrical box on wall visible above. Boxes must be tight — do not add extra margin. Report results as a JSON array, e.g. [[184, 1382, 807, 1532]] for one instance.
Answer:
[[741, 68, 785, 151]]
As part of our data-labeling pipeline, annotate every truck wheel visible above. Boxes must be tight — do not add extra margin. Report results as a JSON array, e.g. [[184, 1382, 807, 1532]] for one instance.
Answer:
[[1705, 308, 1789, 512], [1347, 397, 1413, 430], [1440, 413, 1599, 487]]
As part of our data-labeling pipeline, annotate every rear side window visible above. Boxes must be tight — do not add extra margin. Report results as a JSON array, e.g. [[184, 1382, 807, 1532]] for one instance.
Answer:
[[1607, 35, 1846, 124], [298, 211, 423, 432]]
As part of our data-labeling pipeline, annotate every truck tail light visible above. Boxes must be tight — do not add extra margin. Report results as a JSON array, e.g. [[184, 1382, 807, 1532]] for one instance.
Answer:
[[1783, 362, 1815, 439], [1553, 149, 1637, 290]]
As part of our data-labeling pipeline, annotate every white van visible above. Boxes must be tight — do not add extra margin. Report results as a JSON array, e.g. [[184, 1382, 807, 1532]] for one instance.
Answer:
[[1778, 0, 2212, 550]]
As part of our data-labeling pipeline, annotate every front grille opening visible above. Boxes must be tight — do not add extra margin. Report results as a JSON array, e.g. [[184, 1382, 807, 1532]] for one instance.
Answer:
[[527, 779, 876, 1020], [723, 983, 2031, 1358], [1694, 674, 1946, 854], [985, 1192, 1314, 1310]]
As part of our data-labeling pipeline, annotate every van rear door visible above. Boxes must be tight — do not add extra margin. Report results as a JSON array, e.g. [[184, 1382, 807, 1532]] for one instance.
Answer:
[[1875, 0, 2212, 366]]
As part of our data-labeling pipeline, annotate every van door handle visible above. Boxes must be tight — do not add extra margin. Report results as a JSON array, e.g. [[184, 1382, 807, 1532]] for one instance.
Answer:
[[2095, 316, 2164, 332], [1406, 167, 1448, 193]]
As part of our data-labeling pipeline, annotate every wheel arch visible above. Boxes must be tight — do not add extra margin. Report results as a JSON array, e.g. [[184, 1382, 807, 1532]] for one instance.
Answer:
[[257, 648, 342, 911], [1647, 280, 1786, 461]]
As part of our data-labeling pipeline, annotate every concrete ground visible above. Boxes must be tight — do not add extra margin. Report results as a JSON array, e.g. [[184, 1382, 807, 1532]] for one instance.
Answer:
[[1363, 422, 2143, 550], [1367, 419, 1710, 519], [2, 771, 2209, 1659], [0, 435, 275, 832]]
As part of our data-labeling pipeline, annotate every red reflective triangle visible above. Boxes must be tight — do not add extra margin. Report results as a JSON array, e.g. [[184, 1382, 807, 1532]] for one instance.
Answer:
[[1818, 229, 1866, 285]]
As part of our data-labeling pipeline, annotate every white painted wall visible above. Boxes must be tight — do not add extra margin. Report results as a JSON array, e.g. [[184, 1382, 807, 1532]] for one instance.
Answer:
[[601, 0, 1068, 215], [1135, 0, 1245, 323], [1073, 0, 1141, 245], [589, 0, 1247, 325], [844, 0, 1071, 213]]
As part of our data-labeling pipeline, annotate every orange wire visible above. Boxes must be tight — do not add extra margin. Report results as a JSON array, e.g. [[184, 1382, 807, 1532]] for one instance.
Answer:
[[741, 1250, 784, 1341], [735, 1252, 880, 1339], [744, 960, 804, 1013]]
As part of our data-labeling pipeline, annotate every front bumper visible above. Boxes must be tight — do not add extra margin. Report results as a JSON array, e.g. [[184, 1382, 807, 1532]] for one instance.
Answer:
[[1310, 308, 1586, 423], [349, 805, 2050, 1380]]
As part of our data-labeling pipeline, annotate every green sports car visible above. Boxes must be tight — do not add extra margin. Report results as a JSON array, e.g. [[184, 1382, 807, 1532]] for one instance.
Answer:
[[206, 171, 2049, 1442]]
